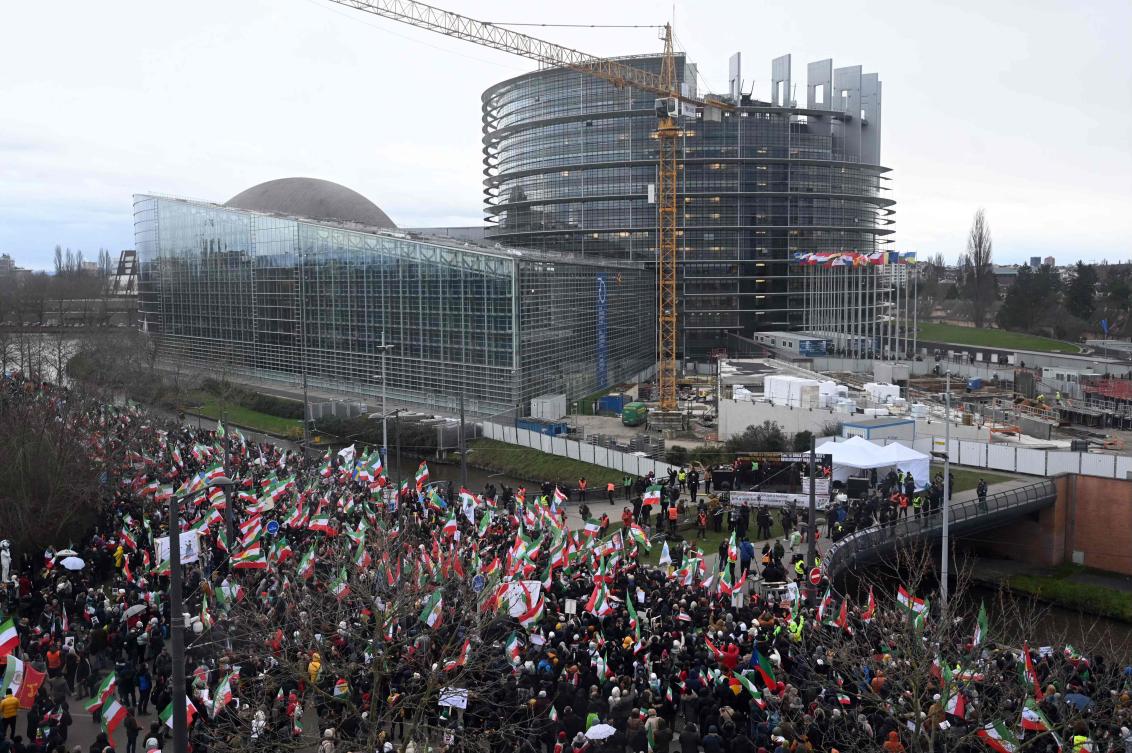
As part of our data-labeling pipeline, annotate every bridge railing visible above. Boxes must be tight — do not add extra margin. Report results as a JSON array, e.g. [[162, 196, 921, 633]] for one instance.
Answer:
[[824, 478, 1058, 577]]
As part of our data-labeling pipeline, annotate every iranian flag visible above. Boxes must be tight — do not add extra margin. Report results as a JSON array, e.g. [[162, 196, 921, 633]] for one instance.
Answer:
[[553, 486, 567, 506], [585, 582, 615, 617], [896, 585, 927, 614], [160, 697, 198, 730], [443, 638, 472, 671], [83, 673, 117, 713], [642, 485, 662, 506], [942, 663, 967, 718], [353, 539, 372, 570], [331, 567, 351, 600], [719, 565, 746, 596], [861, 587, 876, 623], [1019, 643, 1044, 700], [973, 601, 989, 647], [442, 511, 458, 538], [418, 591, 444, 629], [211, 671, 236, 717], [977, 721, 1019, 753], [626, 593, 640, 640], [726, 531, 739, 563], [1, 655, 23, 697], [308, 515, 336, 535], [583, 518, 601, 536], [1020, 697, 1051, 732], [297, 546, 316, 580], [0, 617, 18, 658], [231, 542, 267, 570], [504, 633, 523, 665], [477, 510, 492, 537], [271, 537, 294, 564], [101, 698, 128, 736], [415, 461, 430, 490]]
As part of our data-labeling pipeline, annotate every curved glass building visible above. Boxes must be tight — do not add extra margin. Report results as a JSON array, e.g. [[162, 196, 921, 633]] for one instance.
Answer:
[[135, 179, 654, 418], [483, 54, 894, 360]]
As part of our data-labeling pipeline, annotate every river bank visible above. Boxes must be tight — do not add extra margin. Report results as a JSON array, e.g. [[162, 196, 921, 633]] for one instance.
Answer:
[[972, 557, 1132, 623]]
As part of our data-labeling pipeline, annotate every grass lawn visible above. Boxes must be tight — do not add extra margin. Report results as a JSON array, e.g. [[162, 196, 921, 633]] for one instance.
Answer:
[[605, 513, 789, 567], [192, 398, 303, 437], [468, 438, 624, 487], [929, 465, 1012, 493], [918, 322, 1081, 353], [1008, 564, 1132, 623]]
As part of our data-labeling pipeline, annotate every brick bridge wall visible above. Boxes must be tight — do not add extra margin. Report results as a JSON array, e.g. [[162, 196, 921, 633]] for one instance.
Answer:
[[969, 475, 1132, 575]]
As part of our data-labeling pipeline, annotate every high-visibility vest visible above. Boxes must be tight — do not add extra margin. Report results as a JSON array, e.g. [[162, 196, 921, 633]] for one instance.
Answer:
[[607, 483, 615, 492], [794, 560, 805, 575]]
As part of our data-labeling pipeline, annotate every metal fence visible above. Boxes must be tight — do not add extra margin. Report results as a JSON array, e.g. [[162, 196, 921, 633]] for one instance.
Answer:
[[817, 435, 1132, 481], [824, 478, 1059, 577], [479, 421, 676, 479]]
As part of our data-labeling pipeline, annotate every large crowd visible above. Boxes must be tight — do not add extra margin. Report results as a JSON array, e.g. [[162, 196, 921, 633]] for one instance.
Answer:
[[2, 375, 1132, 753]]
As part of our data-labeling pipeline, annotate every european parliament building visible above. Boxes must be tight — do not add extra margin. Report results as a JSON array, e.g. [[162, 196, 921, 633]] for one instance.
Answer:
[[135, 178, 654, 417], [483, 53, 893, 360]]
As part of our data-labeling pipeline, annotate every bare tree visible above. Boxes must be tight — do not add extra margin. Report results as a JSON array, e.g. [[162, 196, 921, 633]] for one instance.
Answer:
[[962, 209, 996, 328], [193, 517, 539, 753]]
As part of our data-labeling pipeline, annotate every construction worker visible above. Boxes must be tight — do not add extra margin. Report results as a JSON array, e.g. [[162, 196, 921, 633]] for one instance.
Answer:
[[606, 480, 616, 506], [578, 477, 587, 503]]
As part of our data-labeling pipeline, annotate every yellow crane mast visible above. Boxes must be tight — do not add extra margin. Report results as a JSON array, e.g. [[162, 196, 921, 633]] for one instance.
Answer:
[[326, 0, 730, 411]]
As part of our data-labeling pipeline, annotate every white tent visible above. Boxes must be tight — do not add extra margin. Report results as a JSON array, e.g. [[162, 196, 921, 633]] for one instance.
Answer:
[[876, 442, 932, 489], [816, 436, 931, 489]]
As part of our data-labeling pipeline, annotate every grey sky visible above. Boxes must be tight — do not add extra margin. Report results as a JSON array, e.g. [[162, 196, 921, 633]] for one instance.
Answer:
[[2, 0, 1129, 270]]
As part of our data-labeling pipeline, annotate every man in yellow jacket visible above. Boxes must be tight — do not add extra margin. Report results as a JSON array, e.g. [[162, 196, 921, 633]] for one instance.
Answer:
[[0, 688, 20, 739]]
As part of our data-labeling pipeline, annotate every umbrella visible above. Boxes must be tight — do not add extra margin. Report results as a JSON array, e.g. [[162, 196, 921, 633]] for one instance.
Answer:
[[124, 604, 148, 618], [1064, 693, 1093, 711], [585, 724, 616, 741], [59, 557, 85, 571], [55, 549, 79, 558]]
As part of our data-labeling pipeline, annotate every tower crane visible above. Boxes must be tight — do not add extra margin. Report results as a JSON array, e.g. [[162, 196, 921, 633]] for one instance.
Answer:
[[325, 0, 732, 412]]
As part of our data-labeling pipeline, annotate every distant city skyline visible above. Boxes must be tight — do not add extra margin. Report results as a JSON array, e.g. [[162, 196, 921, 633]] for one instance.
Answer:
[[1, 0, 1129, 270]]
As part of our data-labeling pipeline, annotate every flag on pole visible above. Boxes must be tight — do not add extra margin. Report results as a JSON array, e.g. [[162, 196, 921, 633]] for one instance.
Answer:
[[160, 697, 198, 730], [1020, 697, 1051, 732], [415, 461, 430, 490], [976, 721, 1020, 753], [83, 673, 117, 713], [658, 541, 672, 566], [585, 582, 615, 617], [752, 647, 776, 687], [642, 485, 662, 506], [973, 601, 989, 647], [0, 617, 19, 658], [102, 697, 128, 735], [861, 587, 876, 623], [1020, 643, 1044, 700], [443, 639, 472, 671], [896, 585, 927, 614], [418, 591, 444, 629]]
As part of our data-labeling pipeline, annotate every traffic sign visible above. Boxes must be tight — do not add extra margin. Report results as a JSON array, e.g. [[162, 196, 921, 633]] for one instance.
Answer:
[[471, 575, 486, 593], [266, 520, 280, 536], [808, 567, 823, 586]]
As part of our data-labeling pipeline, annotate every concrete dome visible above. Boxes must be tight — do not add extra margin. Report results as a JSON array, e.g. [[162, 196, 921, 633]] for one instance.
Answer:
[[225, 177, 396, 228]]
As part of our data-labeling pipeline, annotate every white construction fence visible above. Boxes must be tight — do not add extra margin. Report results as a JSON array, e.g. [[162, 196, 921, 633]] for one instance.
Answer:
[[480, 422, 676, 479], [817, 435, 1132, 481]]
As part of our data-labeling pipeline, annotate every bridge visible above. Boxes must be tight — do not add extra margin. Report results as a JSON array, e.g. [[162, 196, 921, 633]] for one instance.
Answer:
[[824, 477, 1059, 578]]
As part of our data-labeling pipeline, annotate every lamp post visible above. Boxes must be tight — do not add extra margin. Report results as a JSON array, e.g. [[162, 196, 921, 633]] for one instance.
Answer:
[[941, 371, 952, 613], [369, 408, 404, 488], [168, 476, 234, 753], [373, 336, 396, 474]]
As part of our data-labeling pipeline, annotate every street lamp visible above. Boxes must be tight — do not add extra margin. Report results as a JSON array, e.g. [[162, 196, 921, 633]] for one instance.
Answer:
[[372, 335, 397, 475], [168, 476, 235, 753], [369, 408, 404, 487]]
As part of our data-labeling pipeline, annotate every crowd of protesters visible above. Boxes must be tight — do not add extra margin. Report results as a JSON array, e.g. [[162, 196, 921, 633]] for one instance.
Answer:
[[1, 375, 1131, 753]]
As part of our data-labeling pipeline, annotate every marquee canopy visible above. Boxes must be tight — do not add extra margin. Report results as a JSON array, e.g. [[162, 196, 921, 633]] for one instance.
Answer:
[[816, 436, 931, 489]]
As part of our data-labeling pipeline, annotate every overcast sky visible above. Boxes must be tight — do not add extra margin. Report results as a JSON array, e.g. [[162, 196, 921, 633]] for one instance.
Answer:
[[2, 0, 1129, 270]]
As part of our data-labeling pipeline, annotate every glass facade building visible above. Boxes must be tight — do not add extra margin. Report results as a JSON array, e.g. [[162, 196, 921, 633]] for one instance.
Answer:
[[135, 191, 654, 417], [483, 54, 894, 360]]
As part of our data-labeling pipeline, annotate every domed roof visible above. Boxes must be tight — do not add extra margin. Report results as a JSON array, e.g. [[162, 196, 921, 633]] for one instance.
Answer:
[[225, 177, 396, 229]]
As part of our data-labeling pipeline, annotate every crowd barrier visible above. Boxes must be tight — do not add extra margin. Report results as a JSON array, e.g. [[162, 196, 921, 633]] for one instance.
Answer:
[[479, 421, 676, 480], [818, 435, 1132, 480]]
